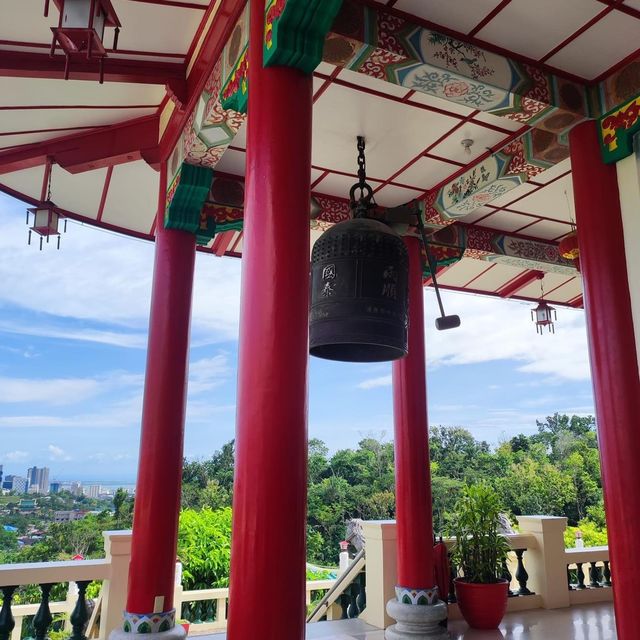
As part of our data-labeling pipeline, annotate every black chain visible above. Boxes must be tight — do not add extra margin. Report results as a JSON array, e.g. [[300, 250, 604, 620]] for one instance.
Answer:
[[357, 136, 366, 188], [349, 136, 375, 218]]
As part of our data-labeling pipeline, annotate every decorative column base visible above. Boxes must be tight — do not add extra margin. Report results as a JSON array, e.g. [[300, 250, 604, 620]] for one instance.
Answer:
[[386, 587, 449, 640], [109, 610, 186, 640]]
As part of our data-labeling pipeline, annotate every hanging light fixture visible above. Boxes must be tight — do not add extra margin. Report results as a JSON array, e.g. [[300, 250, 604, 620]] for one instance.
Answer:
[[309, 137, 409, 362], [559, 190, 580, 271], [531, 277, 556, 335], [46, 0, 121, 83], [26, 163, 67, 250], [559, 231, 580, 271]]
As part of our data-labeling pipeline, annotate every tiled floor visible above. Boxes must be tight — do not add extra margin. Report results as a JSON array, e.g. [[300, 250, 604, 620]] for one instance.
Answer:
[[448, 603, 616, 639], [201, 603, 616, 639]]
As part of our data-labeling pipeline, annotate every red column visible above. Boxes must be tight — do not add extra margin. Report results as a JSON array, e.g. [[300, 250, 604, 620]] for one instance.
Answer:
[[125, 162, 196, 623], [226, 0, 313, 638], [570, 120, 640, 639], [392, 237, 436, 595]]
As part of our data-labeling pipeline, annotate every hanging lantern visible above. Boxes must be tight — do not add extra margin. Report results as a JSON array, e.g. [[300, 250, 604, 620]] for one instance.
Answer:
[[531, 301, 557, 334], [531, 276, 556, 334], [309, 138, 409, 362], [26, 203, 66, 250], [559, 231, 580, 271], [26, 163, 67, 250], [46, 0, 121, 83]]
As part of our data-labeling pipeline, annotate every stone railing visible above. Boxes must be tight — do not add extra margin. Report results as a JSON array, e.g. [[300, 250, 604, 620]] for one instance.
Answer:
[[566, 545, 612, 605], [174, 579, 336, 635], [359, 516, 612, 629], [0, 530, 336, 639], [0, 531, 130, 640], [0, 517, 613, 637]]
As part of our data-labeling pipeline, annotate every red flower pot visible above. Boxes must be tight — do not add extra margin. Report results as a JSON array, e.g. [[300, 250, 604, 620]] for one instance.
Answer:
[[454, 578, 509, 629]]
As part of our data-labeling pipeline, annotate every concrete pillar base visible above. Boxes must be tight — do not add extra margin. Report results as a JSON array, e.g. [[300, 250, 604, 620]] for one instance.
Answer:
[[385, 599, 449, 639], [109, 626, 186, 640]]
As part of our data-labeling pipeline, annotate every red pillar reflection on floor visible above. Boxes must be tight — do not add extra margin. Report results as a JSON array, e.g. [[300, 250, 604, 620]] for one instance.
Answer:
[[125, 162, 196, 624], [226, 0, 313, 638], [392, 237, 436, 594], [570, 120, 640, 640]]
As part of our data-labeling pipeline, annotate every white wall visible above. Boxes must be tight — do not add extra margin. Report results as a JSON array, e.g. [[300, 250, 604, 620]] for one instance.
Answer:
[[616, 147, 640, 378]]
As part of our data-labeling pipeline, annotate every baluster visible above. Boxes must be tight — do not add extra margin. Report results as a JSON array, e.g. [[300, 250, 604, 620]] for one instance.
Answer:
[[181, 602, 191, 623], [69, 580, 90, 640], [576, 563, 586, 590], [205, 600, 214, 622], [0, 586, 17, 640], [448, 554, 457, 604], [192, 601, 202, 624], [502, 557, 514, 597], [34, 584, 55, 640], [216, 598, 227, 624], [515, 549, 533, 595], [603, 561, 612, 587], [356, 572, 366, 613], [347, 583, 359, 618], [589, 562, 602, 588], [567, 566, 575, 590], [339, 593, 351, 619]]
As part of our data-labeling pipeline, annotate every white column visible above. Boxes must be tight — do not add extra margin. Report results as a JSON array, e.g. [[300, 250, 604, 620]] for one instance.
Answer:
[[517, 516, 570, 609], [359, 521, 398, 629], [100, 531, 132, 638], [616, 149, 640, 377]]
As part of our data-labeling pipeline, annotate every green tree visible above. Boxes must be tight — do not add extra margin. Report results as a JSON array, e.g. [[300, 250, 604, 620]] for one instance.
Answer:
[[178, 508, 232, 589], [496, 457, 577, 518]]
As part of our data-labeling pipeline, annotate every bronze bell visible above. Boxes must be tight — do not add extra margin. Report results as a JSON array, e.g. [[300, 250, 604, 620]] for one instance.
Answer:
[[309, 216, 409, 362]]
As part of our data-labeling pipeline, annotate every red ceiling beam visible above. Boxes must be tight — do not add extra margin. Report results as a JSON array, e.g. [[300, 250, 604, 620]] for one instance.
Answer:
[[0, 50, 184, 85], [0, 115, 159, 174], [497, 269, 544, 298]]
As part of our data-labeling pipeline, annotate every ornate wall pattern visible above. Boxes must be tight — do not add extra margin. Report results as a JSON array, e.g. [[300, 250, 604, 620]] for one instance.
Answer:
[[183, 6, 250, 167], [326, 1, 589, 135], [599, 92, 640, 164]]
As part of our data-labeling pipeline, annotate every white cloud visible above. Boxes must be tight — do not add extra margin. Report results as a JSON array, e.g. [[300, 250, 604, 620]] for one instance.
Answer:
[[0, 320, 147, 349], [0, 376, 101, 405], [423, 289, 591, 381], [48, 444, 71, 461], [357, 374, 393, 390], [0, 370, 144, 406], [188, 355, 230, 395], [0, 199, 242, 344], [5, 450, 28, 461]]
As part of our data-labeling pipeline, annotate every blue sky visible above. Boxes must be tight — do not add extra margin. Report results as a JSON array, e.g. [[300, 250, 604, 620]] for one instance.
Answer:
[[0, 191, 594, 482]]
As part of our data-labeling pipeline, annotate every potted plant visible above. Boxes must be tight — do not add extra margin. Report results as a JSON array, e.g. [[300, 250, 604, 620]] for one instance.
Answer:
[[449, 482, 510, 629]]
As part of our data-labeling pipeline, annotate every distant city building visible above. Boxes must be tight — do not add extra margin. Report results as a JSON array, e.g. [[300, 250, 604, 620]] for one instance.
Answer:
[[1, 475, 13, 491], [50, 482, 61, 494], [53, 510, 87, 523], [18, 499, 36, 511], [26, 467, 50, 494], [0, 464, 3, 488], [70, 481, 83, 496], [84, 485, 101, 499], [4, 476, 28, 494]]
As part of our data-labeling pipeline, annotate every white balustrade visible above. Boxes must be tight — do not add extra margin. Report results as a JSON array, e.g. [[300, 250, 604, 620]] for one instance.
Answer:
[[0, 518, 615, 637]]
